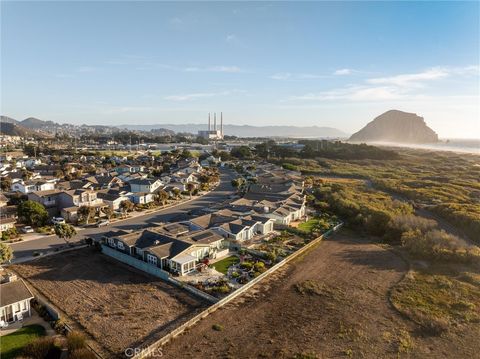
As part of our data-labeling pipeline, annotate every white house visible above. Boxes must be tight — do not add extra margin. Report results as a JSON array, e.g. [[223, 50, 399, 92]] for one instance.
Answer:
[[129, 178, 163, 193], [0, 218, 16, 233], [0, 274, 34, 324], [11, 180, 56, 194]]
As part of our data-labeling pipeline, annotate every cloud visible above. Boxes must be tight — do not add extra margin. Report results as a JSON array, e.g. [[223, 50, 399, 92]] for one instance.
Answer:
[[270, 72, 292, 80], [290, 85, 406, 102], [367, 67, 450, 87], [289, 65, 478, 103], [76, 66, 98, 73], [333, 68, 354, 76], [270, 72, 327, 80], [101, 106, 153, 114], [164, 91, 229, 102], [184, 65, 242, 73], [169, 17, 183, 25], [226, 34, 236, 43]]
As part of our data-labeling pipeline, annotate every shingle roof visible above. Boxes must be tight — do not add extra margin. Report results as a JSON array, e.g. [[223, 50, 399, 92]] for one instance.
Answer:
[[0, 279, 34, 308]]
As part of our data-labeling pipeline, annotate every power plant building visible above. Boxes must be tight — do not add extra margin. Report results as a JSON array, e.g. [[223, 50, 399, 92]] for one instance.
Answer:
[[198, 112, 224, 140]]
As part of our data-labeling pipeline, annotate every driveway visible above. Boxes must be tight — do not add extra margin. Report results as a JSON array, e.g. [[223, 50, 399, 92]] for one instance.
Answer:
[[8, 168, 236, 262]]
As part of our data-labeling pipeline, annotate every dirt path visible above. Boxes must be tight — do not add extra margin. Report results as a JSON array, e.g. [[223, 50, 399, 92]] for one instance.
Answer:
[[161, 231, 413, 358]]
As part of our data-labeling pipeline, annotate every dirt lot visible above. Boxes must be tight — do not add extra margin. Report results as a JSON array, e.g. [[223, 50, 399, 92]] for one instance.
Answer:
[[161, 230, 480, 358], [12, 247, 208, 358]]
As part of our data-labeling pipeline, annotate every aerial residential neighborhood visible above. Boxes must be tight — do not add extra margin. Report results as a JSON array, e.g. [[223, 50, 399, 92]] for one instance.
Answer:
[[2, 2, 479, 359]]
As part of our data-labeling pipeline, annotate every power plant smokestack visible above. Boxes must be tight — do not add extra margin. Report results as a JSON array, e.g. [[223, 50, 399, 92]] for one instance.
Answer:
[[208, 113, 211, 131], [220, 112, 223, 137], [214, 113, 217, 131]]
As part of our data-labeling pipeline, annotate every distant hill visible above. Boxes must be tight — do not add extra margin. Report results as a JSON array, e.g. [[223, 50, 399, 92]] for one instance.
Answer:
[[20, 117, 57, 129], [349, 110, 438, 144], [119, 123, 347, 138], [0, 121, 45, 138], [0, 116, 19, 125]]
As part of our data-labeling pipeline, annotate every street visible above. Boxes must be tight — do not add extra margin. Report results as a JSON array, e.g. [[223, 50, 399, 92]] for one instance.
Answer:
[[9, 168, 236, 262]]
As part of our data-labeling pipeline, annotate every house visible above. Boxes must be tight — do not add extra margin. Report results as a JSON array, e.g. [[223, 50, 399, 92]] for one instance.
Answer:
[[0, 274, 34, 324], [244, 215, 275, 234], [128, 178, 163, 193], [11, 179, 56, 194], [28, 189, 64, 215], [130, 192, 155, 205], [214, 220, 252, 241], [97, 189, 132, 210], [0, 218, 16, 233], [103, 225, 226, 276]]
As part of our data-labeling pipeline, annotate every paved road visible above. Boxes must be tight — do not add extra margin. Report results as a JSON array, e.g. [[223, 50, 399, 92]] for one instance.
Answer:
[[9, 168, 236, 262]]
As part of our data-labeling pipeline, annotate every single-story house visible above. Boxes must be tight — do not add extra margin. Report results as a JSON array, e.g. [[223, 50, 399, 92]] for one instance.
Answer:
[[0, 274, 34, 324]]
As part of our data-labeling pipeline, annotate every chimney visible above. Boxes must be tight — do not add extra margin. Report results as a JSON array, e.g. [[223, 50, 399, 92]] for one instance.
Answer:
[[220, 112, 223, 137], [208, 113, 211, 131], [214, 113, 217, 131]]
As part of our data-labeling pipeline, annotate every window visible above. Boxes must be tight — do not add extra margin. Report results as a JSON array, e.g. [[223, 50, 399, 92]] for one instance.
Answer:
[[117, 242, 124, 250], [147, 254, 157, 265], [21, 301, 27, 310], [108, 238, 116, 247]]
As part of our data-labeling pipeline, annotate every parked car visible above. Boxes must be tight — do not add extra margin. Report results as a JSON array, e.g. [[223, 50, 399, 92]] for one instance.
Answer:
[[22, 226, 34, 233], [96, 219, 110, 227], [51, 217, 65, 225]]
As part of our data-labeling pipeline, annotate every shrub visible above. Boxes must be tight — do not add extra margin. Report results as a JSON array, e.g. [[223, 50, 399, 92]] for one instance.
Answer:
[[23, 337, 56, 359], [212, 324, 223, 331], [253, 261, 266, 272], [69, 348, 97, 359], [240, 261, 253, 271], [66, 331, 86, 352]]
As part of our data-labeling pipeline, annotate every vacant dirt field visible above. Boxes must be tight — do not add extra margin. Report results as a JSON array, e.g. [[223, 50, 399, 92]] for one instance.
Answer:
[[12, 247, 208, 358], [162, 230, 480, 358]]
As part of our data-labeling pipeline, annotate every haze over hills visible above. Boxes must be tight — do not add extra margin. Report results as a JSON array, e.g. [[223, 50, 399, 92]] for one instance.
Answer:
[[349, 110, 439, 144], [119, 123, 347, 138]]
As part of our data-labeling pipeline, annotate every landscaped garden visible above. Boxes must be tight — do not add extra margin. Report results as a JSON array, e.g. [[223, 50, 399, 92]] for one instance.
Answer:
[[211, 256, 239, 274], [0, 324, 46, 359]]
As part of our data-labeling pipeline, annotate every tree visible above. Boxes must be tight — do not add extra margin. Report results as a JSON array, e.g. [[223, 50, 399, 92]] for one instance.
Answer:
[[230, 146, 252, 159], [1, 176, 12, 191], [78, 206, 95, 224], [0, 243, 13, 264], [101, 206, 114, 220], [17, 200, 48, 226], [54, 223, 77, 244], [172, 188, 181, 199], [186, 183, 195, 199], [156, 189, 169, 206], [119, 200, 134, 217]]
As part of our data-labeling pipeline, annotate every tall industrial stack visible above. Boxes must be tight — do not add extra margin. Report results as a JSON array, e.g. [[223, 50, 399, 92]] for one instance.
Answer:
[[197, 112, 224, 140]]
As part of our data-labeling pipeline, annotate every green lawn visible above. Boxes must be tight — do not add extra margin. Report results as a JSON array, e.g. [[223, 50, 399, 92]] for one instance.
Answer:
[[212, 256, 239, 274], [298, 218, 320, 233], [0, 324, 46, 359]]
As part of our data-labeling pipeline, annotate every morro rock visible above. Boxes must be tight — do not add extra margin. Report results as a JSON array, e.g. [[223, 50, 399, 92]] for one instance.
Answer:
[[349, 110, 438, 144]]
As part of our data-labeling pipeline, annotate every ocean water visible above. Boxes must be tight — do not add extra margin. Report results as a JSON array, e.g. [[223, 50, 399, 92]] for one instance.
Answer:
[[371, 139, 480, 155]]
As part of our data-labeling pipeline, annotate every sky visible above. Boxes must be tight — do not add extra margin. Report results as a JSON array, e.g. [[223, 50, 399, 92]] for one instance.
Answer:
[[1, 1, 479, 138]]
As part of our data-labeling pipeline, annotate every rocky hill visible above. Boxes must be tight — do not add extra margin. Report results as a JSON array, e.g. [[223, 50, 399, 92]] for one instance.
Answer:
[[349, 110, 438, 143]]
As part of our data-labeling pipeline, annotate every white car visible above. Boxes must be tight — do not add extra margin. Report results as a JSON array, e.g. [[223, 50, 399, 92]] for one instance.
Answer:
[[96, 219, 110, 227], [22, 226, 34, 233], [52, 217, 65, 225]]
